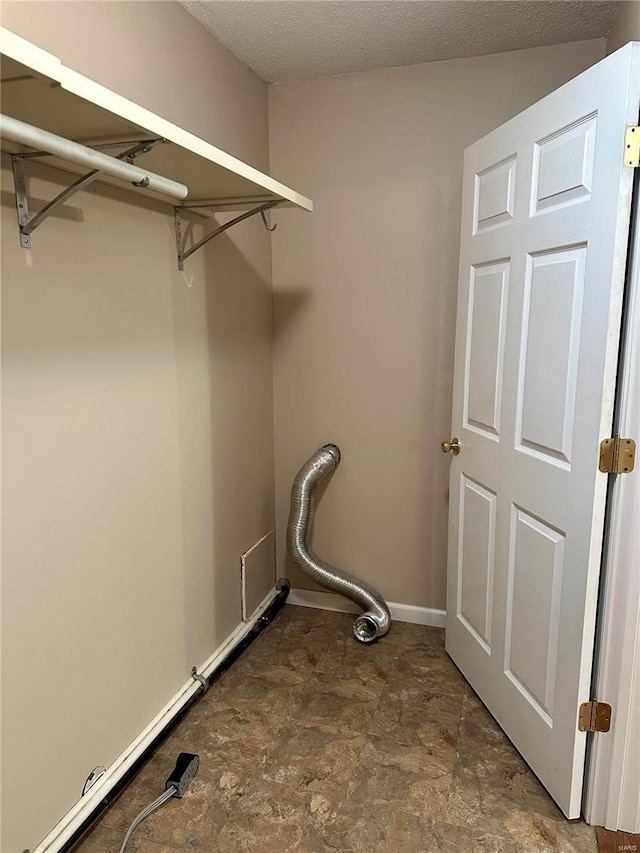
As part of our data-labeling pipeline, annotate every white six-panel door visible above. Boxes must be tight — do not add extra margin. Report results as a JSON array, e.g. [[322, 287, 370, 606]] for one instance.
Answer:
[[446, 43, 640, 818]]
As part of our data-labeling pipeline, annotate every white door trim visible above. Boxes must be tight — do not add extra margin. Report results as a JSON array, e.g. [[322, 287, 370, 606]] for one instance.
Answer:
[[585, 183, 640, 833]]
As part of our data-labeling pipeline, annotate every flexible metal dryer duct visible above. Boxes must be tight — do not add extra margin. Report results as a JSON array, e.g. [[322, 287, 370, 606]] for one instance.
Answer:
[[286, 445, 391, 643]]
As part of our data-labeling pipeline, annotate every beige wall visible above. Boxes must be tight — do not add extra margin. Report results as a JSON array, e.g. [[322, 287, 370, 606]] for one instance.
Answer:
[[269, 39, 605, 612], [607, 1, 640, 53], [1, 4, 274, 851]]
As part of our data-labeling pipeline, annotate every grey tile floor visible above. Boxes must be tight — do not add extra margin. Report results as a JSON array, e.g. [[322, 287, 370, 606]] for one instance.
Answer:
[[74, 605, 598, 852]]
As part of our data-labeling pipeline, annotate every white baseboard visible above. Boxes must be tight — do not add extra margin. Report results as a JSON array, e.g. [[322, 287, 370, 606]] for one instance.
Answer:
[[389, 600, 447, 628], [33, 585, 284, 853], [287, 588, 447, 629]]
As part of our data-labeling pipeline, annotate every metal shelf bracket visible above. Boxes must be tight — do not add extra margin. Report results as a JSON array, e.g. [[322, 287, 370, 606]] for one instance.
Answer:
[[260, 209, 277, 232], [11, 138, 167, 248], [174, 199, 281, 271]]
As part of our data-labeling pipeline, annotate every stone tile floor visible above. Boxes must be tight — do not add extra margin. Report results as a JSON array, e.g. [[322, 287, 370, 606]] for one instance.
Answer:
[[74, 605, 598, 852]]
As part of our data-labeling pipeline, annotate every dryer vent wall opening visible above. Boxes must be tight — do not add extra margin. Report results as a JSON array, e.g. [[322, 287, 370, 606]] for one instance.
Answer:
[[286, 444, 391, 643]]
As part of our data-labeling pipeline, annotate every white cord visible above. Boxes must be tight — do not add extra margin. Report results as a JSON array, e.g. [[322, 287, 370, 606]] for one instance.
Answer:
[[118, 786, 176, 853]]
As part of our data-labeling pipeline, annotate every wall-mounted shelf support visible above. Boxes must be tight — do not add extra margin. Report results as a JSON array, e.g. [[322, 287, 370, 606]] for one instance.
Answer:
[[10, 137, 168, 248], [174, 198, 281, 271], [2, 26, 312, 261]]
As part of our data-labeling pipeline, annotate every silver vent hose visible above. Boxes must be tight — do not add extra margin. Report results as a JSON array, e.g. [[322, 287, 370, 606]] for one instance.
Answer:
[[286, 445, 391, 644]]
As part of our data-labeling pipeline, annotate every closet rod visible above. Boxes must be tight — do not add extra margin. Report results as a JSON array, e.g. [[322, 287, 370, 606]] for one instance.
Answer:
[[0, 114, 188, 200]]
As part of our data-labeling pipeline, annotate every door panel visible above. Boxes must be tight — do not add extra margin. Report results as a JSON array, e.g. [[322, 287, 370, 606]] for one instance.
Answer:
[[505, 506, 564, 722], [474, 156, 517, 233], [464, 262, 509, 438], [532, 114, 597, 214], [446, 43, 640, 818], [516, 246, 585, 465], [458, 475, 497, 652]]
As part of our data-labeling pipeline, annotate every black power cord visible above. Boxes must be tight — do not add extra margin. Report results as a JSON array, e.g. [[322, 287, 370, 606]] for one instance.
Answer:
[[118, 753, 199, 853]]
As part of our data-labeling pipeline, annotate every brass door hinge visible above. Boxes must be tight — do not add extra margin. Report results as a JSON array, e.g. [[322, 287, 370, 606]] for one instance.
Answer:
[[578, 700, 612, 733], [625, 126, 640, 167], [599, 436, 636, 474]]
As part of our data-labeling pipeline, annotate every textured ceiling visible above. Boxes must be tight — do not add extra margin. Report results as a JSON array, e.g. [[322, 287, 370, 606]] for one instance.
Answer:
[[179, 0, 618, 83]]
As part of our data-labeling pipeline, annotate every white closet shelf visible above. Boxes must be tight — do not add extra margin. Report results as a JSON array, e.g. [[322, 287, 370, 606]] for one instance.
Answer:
[[0, 27, 313, 211]]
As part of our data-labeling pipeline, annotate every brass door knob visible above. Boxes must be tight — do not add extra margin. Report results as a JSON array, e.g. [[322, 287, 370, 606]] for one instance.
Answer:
[[441, 437, 461, 455]]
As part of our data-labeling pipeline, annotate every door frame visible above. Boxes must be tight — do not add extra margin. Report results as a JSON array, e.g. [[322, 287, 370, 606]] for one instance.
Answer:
[[585, 177, 640, 833]]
